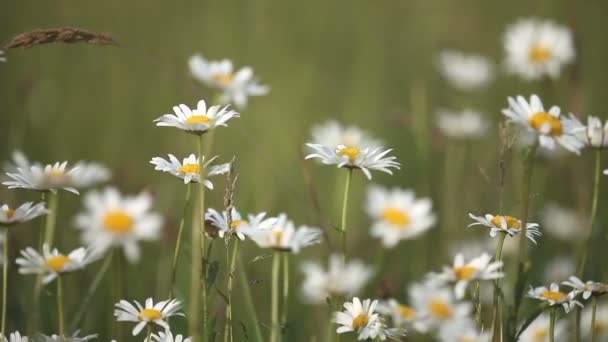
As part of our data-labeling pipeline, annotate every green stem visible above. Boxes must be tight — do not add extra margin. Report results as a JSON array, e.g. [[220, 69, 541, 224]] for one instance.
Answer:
[[549, 307, 556, 342], [591, 296, 598, 342], [146, 325, 152, 342], [492, 232, 507, 341], [270, 252, 281, 342], [43, 192, 59, 247], [578, 149, 601, 276], [340, 169, 353, 263], [237, 256, 263, 342], [224, 238, 240, 342], [57, 276, 65, 337], [281, 253, 289, 333], [1, 229, 7, 337], [169, 183, 193, 298]]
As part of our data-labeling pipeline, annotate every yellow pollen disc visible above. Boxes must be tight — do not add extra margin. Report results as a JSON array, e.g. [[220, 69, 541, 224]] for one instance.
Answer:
[[528, 112, 563, 136], [382, 207, 410, 227], [397, 304, 415, 319], [337, 147, 360, 162], [212, 73, 234, 86], [230, 220, 245, 229], [541, 290, 565, 301], [529, 45, 552, 63], [186, 115, 211, 125], [491, 215, 521, 230], [48, 169, 64, 178], [46, 255, 70, 272], [273, 230, 283, 245], [138, 308, 162, 320], [103, 211, 134, 235], [532, 328, 547, 341], [351, 313, 369, 330], [178, 163, 200, 174], [3, 208, 15, 219], [429, 300, 452, 319], [453, 266, 477, 281]]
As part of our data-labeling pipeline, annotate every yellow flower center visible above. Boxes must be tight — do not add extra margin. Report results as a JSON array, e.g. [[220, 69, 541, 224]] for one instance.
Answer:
[[230, 220, 245, 229], [103, 211, 134, 235], [351, 313, 369, 330], [397, 304, 415, 319], [529, 45, 552, 63], [429, 300, 452, 319], [186, 115, 211, 125], [541, 290, 566, 301], [273, 230, 283, 245], [528, 112, 563, 136], [337, 147, 360, 162], [532, 328, 547, 341], [212, 73, 234, 86], [48, 169, 64, 178], [178, 163, 200, 174], [3, 208, 15, 219], [46, 255, 70, 272], [382, 207, 410, 227], [490, 215, 521, 229], [453, 266, 477, 281], [138, 308, 162, 320]]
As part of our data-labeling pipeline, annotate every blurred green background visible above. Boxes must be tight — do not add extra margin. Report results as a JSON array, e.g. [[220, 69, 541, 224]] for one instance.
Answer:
[[1, 0, 608, 340]]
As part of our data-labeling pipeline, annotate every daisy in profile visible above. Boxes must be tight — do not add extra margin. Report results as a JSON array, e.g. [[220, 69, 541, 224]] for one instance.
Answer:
[[438, 320, 490, 342], [540, 203, 584, 241], [468, 213, 542, 243], [435, 109, 489, 139], [309, 120, 382, 150], [205, 208, 275, 240], [4, 161, 83, 194], [305, 143, 400, 180], [427, 253, 504, 299], [189, 54, 269, 108], [114, 298, 184, 336], [437, 50, 494, 90], [16, 244, 95, 284], [502, 94, 584, 154], [145, 329, 191, 342], [39, 331, 97, 342], [408, 282, 472, 332], [334, 297, 386, 340], [366, 185, 436, 248], [581, 303, 608, 341], [377, 299, 422, 331], [575, 115, 608, 148], [518, 314, 567, 342], [528, 283, 583, 313], [74, 187, 163, 263], [300, 254, 373, 304], [504, 18, 575, 80], [154, 99, 239, 135], [562, 276, 607, 299], [150, 154, 230, 187], [244, 213, 321, 253], [1, 332, 28, 342], [0, 202, 47, 226]]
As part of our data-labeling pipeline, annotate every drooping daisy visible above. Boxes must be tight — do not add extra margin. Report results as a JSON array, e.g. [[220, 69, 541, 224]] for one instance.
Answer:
[[468, 213, 542, 243], [15, 244, 95, 284], [366, 186, 436, 248], [427, 253, 504, 299], [438, 319, 491, 342], [502, 94, 584, 154], [334, 297, 385, 340], [74, 187, 163, 263], [243, 213, 321, 253], [205, 208, 275, 240], [504, 18, 575, 80], [575, 115, 608, 148], [437, 50, 494, 90], [150, 154, 230, 187], [305, 144, 400, 180], [581, 303, 608, 341], [145, 330, 191, 342], [189, 55, 269, 108], [114, 298, 184, 336], [540, 203, 585, 241], [154, 99, 239, 135], [435, 108, 489, 139], [300, 254, 373, 304], [0, 202, 47, 226], [408, 282, 472, 332], [518, 313, 567, 342], [0, 332, 27, 342], [528, 283, 583, 313], [563, 276, 607, 300], [309, 120, 382, 150]]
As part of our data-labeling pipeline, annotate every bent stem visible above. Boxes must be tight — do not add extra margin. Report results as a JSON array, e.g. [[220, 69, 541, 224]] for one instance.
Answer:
[[169, 183, 193, 298], [270, 251, 281, 342], [549, 307, 556, 342], [57, 276, 65, 337], [224, 237, 240, 342], [237, 255, 263, 342], [1, 229, 7, 337], [340, 169, 353, 263], [492, 232, 507, 341]]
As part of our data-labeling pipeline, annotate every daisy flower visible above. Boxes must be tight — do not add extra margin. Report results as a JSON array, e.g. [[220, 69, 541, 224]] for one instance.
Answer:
[[189, 54, 269, 108], [581, 303, 608, 341], [376, 299, 421, 330], [300, 254, 373, 304], [575, 115, 608, 148], [563, 276, 607, 299], [154, 99, 239, 135], [518, 313, 567, 342], [540, 203, 584, 241], [15, 244, 95, 284], [438, 319, 491, 342], [74, 187, 163, 263], [427, 253, 504, 299], [305, 144, 400, 180], [435, 108, 489, 139], [205, 208, 275, 240], [437, 50, 494, 90], [243, 213, 321, 253], [527, 283, 583, 313], [408, 282, 472, 332], [0, 332, 27, 342], [502, 94, 584, 154], [309, 120, 382, 150], [39, 331, 97, 342], [0, 202, 47, 226], [4, 162, 81, 194], [333, 297, 385, 341], [366, 186, 436, 248], [145, 330, 191, 342], [468, 213, 542, 243], [114, 298, 184, 336], [504, 18, 575, 80], [150, 154, 230, 187]]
